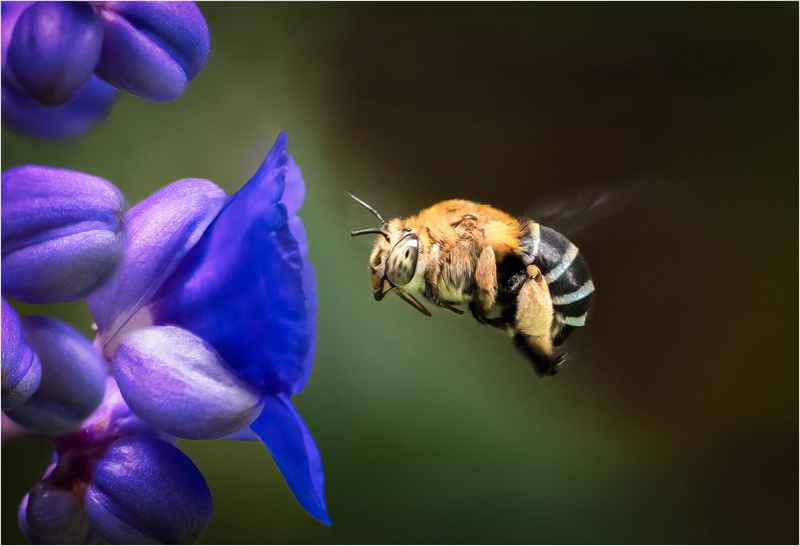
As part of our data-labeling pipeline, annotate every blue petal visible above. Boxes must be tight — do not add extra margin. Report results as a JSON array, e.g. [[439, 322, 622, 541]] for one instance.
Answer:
[[150, 133, 314, 393], [114, 326, 264, 440], [250, 394, 330, 525], [85, 435, 213, 545], [87, 178, 226, 360], [5, 1, 102, 106], [288, 217, 317, 394], [1, 165, 125, 303], [93, 2, 209, 101], [1, 298, 41, 410], [1, 72, 119, 140], [4, 315, 107, 436]]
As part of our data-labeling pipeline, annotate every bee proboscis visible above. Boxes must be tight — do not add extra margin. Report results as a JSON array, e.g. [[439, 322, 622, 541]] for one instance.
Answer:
[[347, 192, 594, 376]]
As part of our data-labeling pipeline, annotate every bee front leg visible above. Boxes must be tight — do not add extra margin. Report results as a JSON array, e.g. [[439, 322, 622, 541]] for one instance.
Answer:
[[474, 245, 498, 314], [424, 244, 464, 315], [514, 265, 561, 376]]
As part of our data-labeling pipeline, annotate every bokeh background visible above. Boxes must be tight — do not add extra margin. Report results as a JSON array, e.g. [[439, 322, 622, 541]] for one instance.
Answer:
[[2, 2, 797, 544]]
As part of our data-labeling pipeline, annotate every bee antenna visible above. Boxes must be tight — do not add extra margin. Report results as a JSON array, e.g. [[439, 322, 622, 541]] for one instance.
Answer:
[[350, 228, 390, 241], [345, 191, 387, 225]]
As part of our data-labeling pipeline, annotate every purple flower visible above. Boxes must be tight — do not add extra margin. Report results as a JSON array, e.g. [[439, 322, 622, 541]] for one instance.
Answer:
[[87, 131, 328, 524], [3, 132, 326, 540], [1, 1, 209, 139]]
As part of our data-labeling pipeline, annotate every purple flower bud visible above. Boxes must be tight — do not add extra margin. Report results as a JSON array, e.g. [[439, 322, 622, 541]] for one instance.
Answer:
[[94, 2, 210, 101], [4, 316, 107, 435], [85, 436, 213, 544], [1, 165, 125, 303], [114, 326, 264, 440], [1, 298, 41, 410], [1, 72, 119, 140], [19, 480, 95, 544], [5, 2, 103, 106]]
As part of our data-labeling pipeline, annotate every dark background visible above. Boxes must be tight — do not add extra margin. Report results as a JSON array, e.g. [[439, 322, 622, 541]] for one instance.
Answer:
[[2, 2, 797, 543]]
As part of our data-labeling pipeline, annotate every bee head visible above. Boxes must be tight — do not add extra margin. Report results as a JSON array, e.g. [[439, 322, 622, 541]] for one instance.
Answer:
[[346, 192, 420, 301]]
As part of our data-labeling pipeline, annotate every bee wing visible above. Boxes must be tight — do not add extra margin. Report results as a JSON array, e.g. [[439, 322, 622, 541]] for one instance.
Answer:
[[524, 177, 673, 238]]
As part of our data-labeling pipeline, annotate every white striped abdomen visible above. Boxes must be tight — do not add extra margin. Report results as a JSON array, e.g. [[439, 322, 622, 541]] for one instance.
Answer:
[[520, 221, 594, 344]]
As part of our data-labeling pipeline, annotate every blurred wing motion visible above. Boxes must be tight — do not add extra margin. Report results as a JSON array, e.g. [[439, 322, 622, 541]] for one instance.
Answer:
[[525, 177, 672, 238]]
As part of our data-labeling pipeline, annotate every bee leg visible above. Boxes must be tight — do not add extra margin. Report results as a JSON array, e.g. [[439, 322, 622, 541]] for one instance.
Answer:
[[514, 265, 559, 376], [474, 245, 498, 313], [513, 335, 566, 376], [424, 244, 465, 315]]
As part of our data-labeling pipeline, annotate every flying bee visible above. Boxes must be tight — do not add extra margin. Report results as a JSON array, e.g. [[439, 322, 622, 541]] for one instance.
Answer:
[[346, 192, 594, 376]]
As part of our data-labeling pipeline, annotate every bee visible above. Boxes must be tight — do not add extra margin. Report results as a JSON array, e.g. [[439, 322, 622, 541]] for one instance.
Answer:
[[346, 192, 594, 376]]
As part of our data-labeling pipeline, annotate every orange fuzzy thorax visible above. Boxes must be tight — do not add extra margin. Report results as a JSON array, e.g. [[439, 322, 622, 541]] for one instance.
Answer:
[[405, 200, 521, 259]]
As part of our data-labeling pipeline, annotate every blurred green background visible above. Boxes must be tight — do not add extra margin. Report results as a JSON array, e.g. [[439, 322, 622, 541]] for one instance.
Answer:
[[2, 2, 797, 544]]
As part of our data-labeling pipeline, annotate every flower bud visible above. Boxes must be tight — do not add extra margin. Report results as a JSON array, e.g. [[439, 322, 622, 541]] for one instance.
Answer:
[[1, 73, 118, 140], [19, 480, 95, 545], [1, 298, 41, 410], [114, 325, 263, 440], [94, 2, 210, 101], [1, 165, 125, 303], [85, 436, 213, 544], [5, 316, 107, 435], [5, 2, 103, 106]]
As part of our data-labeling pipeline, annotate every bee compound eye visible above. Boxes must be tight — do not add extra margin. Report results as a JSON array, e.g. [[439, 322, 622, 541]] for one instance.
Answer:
[[386, 235, 419, 287]]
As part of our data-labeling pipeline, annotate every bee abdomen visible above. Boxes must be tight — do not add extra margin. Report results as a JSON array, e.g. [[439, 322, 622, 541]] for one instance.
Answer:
[[521, 221, 594, 329]]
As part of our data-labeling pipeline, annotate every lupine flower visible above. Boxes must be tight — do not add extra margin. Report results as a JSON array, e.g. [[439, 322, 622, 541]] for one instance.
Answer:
[[1, 165, 126, 304], [86, 131, 328, 525], [1, 1, 210, 139], [4, 131, 326, 539]]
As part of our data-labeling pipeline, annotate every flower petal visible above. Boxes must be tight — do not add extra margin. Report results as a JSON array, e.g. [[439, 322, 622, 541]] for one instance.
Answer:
[[4, 316, 107, 436], [1, 165, 125, 303], [288, 216, 317, 394], [150, 133, 313, 392], [87, 178, 226, 359], [77, 376, 156, 441], [250, 394, 330, 525], [85, 436, 213, 545], [114, 326, 264, 440], [1, 298, 41, 410], [281, 152, 305, 217], [1, 73, 119, 140], [94, 2, 210, 101], [5, 1, 102, 106]]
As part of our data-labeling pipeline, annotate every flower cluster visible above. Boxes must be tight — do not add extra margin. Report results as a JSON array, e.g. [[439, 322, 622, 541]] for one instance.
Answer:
[[2, 3, 328, 541], [2, 1, 210, 139], [1, 133, 328, 543]]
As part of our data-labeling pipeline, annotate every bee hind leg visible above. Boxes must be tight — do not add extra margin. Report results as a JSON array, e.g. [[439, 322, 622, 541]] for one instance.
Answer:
[[514, 264, 560, 376], [513, 334, 565, 376]]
